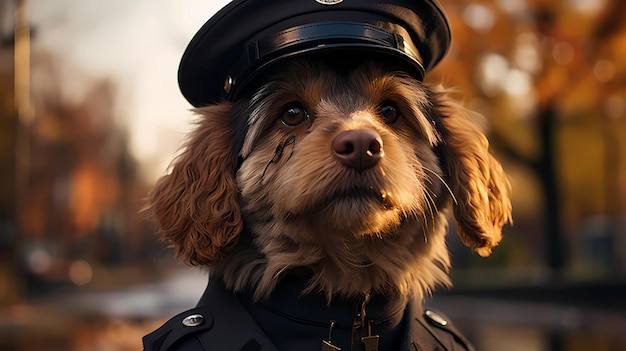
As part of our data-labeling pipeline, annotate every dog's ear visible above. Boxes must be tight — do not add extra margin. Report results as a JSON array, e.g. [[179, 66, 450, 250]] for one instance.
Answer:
[[149, 102, 242, 265], [434, 91, 512, 257]]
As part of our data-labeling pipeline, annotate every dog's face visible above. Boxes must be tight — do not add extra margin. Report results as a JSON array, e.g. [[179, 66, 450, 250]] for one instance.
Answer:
[[239, 61, 440, 242], [150, 59, 511, 301]]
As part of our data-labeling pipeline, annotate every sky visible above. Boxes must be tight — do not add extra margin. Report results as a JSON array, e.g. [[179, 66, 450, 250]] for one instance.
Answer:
[[27, 0, 230, 181]]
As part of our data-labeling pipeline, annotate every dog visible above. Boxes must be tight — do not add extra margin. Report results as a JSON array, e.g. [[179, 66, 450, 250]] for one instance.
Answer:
[[143, 1, 512, 350], [143, 58, 512, 351]]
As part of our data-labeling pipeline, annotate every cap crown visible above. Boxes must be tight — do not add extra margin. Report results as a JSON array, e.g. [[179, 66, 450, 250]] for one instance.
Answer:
[[178, 0, 451, 106]]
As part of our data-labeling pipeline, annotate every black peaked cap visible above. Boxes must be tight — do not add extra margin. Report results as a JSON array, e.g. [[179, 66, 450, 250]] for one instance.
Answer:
[[178, 0, 451, 107]]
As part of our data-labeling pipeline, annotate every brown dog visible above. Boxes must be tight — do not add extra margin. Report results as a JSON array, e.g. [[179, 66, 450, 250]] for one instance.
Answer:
[[145, 58, 511, 350]]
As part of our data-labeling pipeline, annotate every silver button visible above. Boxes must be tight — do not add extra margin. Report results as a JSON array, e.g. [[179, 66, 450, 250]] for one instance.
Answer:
[[182, 314, 205, 327], [425, 309, 448, 326], [223, 75, 234, 94]]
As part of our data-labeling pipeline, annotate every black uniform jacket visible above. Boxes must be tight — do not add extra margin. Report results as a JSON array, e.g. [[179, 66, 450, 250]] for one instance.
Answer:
[[143, 275, 475, 351]]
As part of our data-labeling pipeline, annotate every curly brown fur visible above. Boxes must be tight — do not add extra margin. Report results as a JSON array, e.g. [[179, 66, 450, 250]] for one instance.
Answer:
[[149, 59, 511, 303]]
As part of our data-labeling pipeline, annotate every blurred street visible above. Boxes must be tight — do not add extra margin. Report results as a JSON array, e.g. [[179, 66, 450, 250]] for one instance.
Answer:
[[0, 265, 206, 351]]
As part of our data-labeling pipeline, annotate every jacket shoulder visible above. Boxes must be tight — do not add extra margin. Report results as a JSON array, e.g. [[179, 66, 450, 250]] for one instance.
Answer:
[[417, 308, 476, 351], [142, 278, 277, 351]]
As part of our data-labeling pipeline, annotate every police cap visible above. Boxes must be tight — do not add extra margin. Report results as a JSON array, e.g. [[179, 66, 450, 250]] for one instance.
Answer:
[[178, 0, 451, 106]]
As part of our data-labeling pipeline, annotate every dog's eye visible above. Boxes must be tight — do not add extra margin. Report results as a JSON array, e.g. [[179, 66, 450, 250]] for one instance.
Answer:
[[379, 103, 400, 124], [280, 104, 309, 126]]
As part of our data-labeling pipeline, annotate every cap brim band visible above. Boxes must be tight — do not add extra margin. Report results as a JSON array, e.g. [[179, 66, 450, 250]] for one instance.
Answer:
[[225, 21, 425, 100]]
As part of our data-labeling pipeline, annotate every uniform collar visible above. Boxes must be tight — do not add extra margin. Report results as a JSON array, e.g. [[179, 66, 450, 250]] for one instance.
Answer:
[[233, 272, 412, 351]]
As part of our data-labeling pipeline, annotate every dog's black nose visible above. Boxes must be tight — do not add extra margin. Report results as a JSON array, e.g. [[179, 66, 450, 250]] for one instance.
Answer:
[[332, 130, 383, 171]]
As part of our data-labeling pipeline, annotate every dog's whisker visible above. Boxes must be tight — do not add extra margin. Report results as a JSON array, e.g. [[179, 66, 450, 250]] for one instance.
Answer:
[[421, 184, 437, 217], [423, 166, 457, 205], [273, 265, 290, 280], [423, 190, 439, 229], [418, 206, 430, 234]]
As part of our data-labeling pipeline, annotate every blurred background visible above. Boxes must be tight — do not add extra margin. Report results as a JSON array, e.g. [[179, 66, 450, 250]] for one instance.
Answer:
[[0, 0, 624, 350]]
